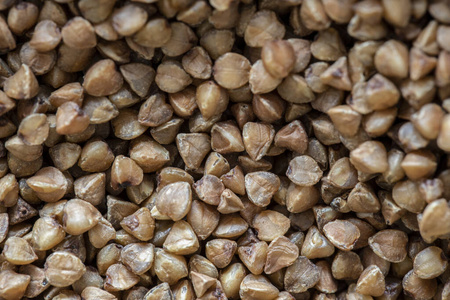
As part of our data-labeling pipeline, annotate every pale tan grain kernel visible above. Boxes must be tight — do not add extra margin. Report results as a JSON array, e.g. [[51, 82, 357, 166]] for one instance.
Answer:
[[49, 82, 84, 108], [83, 59, 123, 97], [161, 22, 197, 57], [2, 236, 38, 265], [240, 274, 279, 300], [62, 199, 101, 235], [221, 165, 246, 196], [205, 239, 237, 269], [402, 269, 437, 300], [286, 155, 323, 186], [211, 121, 245, 154], [0, 270, 30, 300], [437, 114, 450, 152], [244, 10, 285, 48], [177, 1, 212, 26], [204, 152, 230, 177], [242, 122, 275, 161], [252, 93, 285, 123], [156, 182, 192, 222], [382, 0, 411, 28], [163, 220, 199, 255], [311, 28, 346, 62], [3, 64, 39, 100], [245, 171, 280, 207], [155, 60, 192, 94], [0, 15, 16, 53], [413, 246, 448, 279], [323, 220, 360, 251], [196, 80, 229, 120], [45, 251, 86, 287], [284, 256, 320, 293], [261, 40, 295, 79], [355, 265, 386, 297], [237, 241, 268, 275], [249, 59, 283, 95], [104, 263, 139, 292], [300, 0, 331, 31], [61, 17, 96, 49], [220, 263, 246, 299]]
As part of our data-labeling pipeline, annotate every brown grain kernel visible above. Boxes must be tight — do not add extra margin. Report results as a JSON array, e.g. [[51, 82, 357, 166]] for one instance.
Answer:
[[0, 270, 30, 300], [49, 82, 84, 108], [221, 166, 246, 196], [182, 46, 212, 80], [261, 40, 295, 79], [150, 118, 184, 145], [177, 1, 211, 26], [45, 251, 86, 287], [55, 101, 90, 136], [369, 229, 408, 263], [245, 171, 280, 207], [7, 2, 38, 35], [83, 59, 123, 97], [164, 220, 199, 255], [284, 256, 320, 293], [286, 155, 323, 186], [356, 265, 385, 297], [437, 114, 450, 152], [402, 269, 437, 300], [323, 220, 360, 251], [204, 152, 230, 177], [62, 198, 101, 235], [264, 236, 299, 274], [0, 15, 16, 53], [213, 53, 250, 89], [238, 241, 268, 275], [413, 246, 448, 279], [104, 263, 139, 292], [349, 141, 388, 174], [161, 22, 197, 57], [210, 121, 245, 154], [155, 60, 192, 94], [392, 180, 426, 213], [176, 133, 211, 170], [196, 80, 229, 120], [219, 263, 246, 298], [88, 217, 115, 249], [3, 64, 39, 100], [27, 167, 67, 203], [156, 182, 192, 222], [240, 274, 279, 300], [249, 59, 283, 94], [120, 207, 155, 242], [253, 210, 290, 241], [61, 17, 96, 49], [205, 238, 237, 269], [218, 189, 244, 214], [245, 10, 285, 47]]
